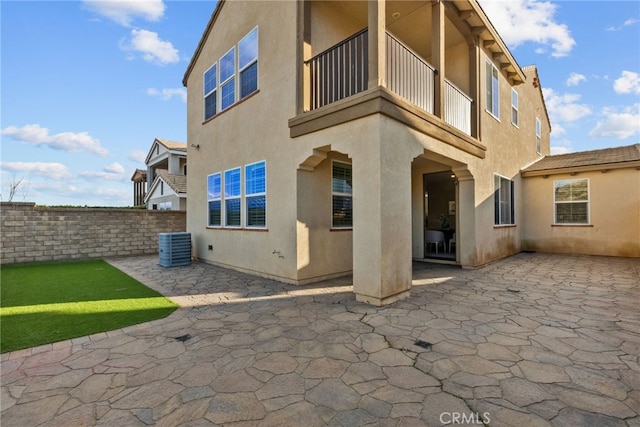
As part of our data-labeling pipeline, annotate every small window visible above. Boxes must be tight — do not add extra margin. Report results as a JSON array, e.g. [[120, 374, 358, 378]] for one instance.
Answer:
[[204, 64, 217, 120], [332, 161, 353, 228], [207, 173, 222, 226], [511, 89, 518, 126], [554, 179, 589, 224], [224, 168, 241, 227], [245, 160, 266, 227], [220, 47, 236, 110], [486, 60, 500, 118], [494, 174, 514, 225], [536, 118, 542, 153], [239, 27, 258, 98]]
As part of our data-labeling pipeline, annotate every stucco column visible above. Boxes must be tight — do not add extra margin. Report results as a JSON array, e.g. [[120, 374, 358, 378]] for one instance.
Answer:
[[367, 0, 386, 89], [350, 120, 421, 306], [454, 169, 476, 267], [432, 0, 445, 119]]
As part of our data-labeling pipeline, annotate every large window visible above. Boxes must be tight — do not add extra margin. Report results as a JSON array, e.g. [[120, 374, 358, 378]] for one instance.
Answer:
[[207, 173, 221, 226], [554, 179, 589, 224], [494, 174, 514, 225], [203, 28, 259, 120], [204, 64, 217, 120], [238, 27, 258, 99], [245, 161, 266, 227], [511, 89, 518, 126], [486, 60, 500, 118], [224, 168, 241, 227], [332, 161, 353, 228]]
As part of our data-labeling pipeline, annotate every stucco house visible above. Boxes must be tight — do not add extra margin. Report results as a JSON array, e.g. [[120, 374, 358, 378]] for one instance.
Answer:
[[183, 0, 552, 305], [522, 144, 640, 257], [144, 138, 187, 211]]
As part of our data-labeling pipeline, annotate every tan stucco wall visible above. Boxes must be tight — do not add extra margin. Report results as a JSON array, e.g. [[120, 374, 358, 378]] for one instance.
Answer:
[[523, 168, 640, 257]]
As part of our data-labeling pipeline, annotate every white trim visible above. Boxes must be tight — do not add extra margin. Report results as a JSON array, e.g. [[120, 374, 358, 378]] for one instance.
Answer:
[[224, 167, 242, 228], [245, 160, 267, 229], [553, 178, 590, 225], [331, 160, 353, 229]]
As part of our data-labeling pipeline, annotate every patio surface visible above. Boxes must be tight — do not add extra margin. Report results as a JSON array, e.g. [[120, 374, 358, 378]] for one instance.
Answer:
[[1, 253, 639, 426]]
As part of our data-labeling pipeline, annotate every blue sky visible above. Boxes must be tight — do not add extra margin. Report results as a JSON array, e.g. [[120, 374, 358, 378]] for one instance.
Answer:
[[1, 0, 639, 206]]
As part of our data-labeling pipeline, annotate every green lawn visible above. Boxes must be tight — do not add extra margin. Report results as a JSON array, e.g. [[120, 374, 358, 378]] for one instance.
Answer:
[[1, 260, 179, 353]]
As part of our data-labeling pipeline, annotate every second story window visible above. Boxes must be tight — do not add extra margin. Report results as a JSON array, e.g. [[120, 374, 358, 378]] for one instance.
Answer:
[[486, 60, 500, 119], [204, 64, 217, 120], [536, 118, 542, 153], [239, 27, 258, 99], [511, 89, 518, 126], [220, 47, 236, 110]]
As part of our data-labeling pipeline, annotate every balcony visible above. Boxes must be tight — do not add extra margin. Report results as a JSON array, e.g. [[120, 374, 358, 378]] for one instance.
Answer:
[[305, 29, 472, 136]]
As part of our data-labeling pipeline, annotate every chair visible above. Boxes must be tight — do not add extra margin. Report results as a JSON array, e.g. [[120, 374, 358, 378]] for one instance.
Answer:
[[449, 232, 456, 253], [425, 230, 446, 254]]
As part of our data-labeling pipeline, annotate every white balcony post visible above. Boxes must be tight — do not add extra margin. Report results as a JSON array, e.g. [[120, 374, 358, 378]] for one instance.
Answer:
[[432, 0, 445, 119], [368, 0, 386, 89]]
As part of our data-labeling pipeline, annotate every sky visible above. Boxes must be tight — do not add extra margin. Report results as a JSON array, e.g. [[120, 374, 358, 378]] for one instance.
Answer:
[[1, 0, 639, 207]]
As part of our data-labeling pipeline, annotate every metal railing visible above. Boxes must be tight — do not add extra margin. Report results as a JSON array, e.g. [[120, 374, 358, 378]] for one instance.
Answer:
[[444, 79, 472, 135], [306, 29, 368, 110], [386, 31, 435, 114]]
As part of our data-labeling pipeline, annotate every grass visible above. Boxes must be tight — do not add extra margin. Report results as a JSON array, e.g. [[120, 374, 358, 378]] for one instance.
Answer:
[[1, 260, 179, 353]]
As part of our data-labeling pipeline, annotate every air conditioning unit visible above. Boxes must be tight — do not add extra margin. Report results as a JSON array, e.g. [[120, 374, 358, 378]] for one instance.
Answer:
[[159, 232, 191, 267]]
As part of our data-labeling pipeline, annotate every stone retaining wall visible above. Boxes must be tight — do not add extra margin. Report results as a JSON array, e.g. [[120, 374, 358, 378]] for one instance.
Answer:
[[1, 202, 186, 265]]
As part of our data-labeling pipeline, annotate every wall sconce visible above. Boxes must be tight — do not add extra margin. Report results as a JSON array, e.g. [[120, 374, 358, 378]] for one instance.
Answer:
[[190, 144, 200, 150]]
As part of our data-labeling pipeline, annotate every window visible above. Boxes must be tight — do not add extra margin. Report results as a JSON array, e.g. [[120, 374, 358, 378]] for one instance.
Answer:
[[158, 202, 172, 210], [486, 60, 500, 118], [536, 118, 542, 153], [494, 174, 514, 225], [207, 173, 222, 226], [204, 64, 217, 120], [238, 27, 258, 99], [511, 89, 518, 126], [245, 161, 266, 227], [332, 162, 353, 228], [224, 168, 241, 226], [554, 179, 589, 224], [220, 47, 236, 110]]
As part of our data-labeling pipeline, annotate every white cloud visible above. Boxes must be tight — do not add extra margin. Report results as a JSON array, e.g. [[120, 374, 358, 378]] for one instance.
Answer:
[[614, 71, 640, 95], [0, 162, 72, 180], [128, 149, 147, 163], [82, 0, 165, 27], [1, 124, 109, 157], [550, 138, 573, 155], [566, 73, 587, 87], [120, 29, 179, 65], [542, 88, 592, 123], [606, 17, 639, 32], [589, 104, 640, 140], [147, 87, 187, 103], [80, 162, 128, 181], [479, 0, 575, 57]]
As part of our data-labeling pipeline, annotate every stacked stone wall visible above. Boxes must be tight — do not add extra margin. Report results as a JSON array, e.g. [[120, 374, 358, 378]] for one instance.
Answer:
[[1, 203, 186, 265]]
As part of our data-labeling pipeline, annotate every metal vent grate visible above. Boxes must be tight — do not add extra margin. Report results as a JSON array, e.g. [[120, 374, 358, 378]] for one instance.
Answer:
[[159, 232, 191, 267]]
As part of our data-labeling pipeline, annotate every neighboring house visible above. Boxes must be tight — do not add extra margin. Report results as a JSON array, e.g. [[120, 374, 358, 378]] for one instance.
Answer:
[[522, 144, 640, 257], [144, 138, 187, 211], [131, 168, 147, 207], [182, 0, 551, 305]]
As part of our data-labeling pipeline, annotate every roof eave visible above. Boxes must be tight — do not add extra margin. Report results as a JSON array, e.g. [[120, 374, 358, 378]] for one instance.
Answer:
[[522, 160, 640, 178], [183, 0, 226, 87]]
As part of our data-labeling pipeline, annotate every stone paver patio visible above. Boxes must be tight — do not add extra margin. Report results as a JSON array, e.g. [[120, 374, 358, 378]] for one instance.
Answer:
[[1, 253, 639, 426]]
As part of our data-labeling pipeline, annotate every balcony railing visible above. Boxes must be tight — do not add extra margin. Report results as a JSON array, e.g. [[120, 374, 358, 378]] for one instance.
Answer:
[[444, 80, 472, 136], [306, 29, 472, 136]]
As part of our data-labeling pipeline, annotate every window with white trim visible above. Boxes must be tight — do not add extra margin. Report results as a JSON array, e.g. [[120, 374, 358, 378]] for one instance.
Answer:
[[204, 64, 217, 120], [554, 179, 589, 224], [207, 173, 222, 226], [511, 89, 518, 126], [486, 59, 500, 118], [220, 47, 236, 111], [494, 174, 514, 225], [224, 168, 241, 227], [332, 161, 353, 228], [536, 118, 542, 153], [245, 161, 266, 227], [238, 27, 258, 99]]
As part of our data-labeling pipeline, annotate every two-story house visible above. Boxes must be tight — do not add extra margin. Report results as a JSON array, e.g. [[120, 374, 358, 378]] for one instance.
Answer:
[[183, 0, 551, 305], [144, 138, 188, 211]]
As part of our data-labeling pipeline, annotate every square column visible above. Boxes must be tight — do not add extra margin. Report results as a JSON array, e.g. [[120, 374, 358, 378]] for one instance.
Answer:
[[367, 0, 386, 89]]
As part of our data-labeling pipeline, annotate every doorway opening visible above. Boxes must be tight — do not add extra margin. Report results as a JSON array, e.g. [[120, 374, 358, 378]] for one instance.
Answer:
[[424, 171, 456, 261]]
